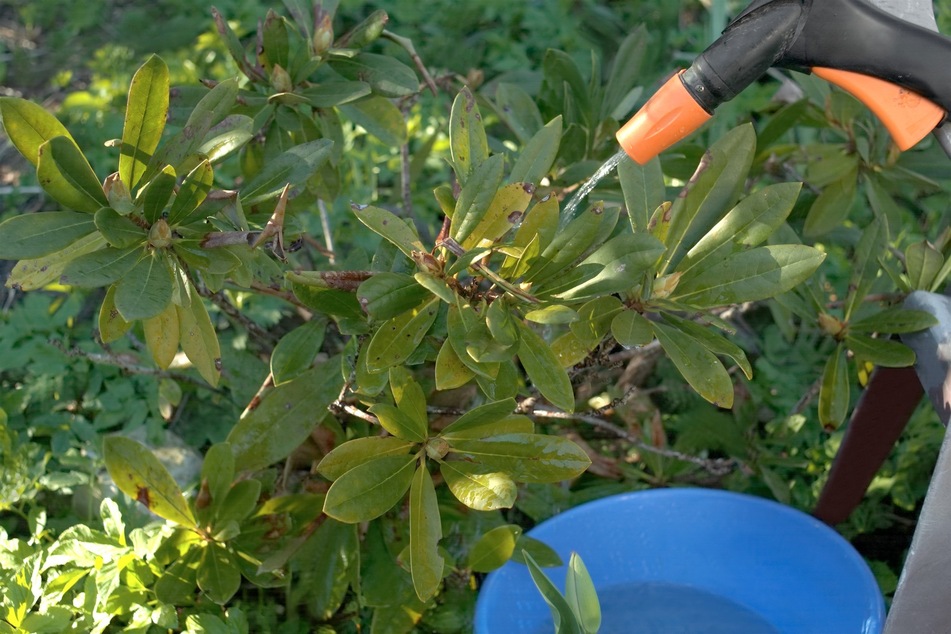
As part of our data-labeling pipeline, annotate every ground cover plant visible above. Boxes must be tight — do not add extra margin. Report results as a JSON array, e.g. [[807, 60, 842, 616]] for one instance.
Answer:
[[1, 0, 950, 631]]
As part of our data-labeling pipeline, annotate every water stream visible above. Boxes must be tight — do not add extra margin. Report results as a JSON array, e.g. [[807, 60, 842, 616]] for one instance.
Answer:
[[560, 149, 627, 224]]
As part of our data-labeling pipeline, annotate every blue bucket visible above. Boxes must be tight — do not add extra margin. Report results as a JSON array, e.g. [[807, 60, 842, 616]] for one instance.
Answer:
[[475, 489, 884, 633]]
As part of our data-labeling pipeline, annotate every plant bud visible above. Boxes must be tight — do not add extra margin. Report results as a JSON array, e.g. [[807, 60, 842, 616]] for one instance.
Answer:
[[149, 219, 173, 248], [818, 312, 846, 338], [312, 12, 334, 55], [104, 172, 135, 215], [270, 63, 293, 94], [335, 9, 388, 49], [425, 437, 450, 461]]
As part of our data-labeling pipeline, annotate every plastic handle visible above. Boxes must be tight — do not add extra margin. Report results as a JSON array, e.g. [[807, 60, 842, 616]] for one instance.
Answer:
[[616, 71, 712, 165], [813, 67, 945, 151]]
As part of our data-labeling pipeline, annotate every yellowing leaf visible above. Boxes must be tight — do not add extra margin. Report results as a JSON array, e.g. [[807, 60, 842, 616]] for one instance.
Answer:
[[144, 302, 180, 370], [176, 283, 221, 386], [120, 55, 170, 190], [409, 466, 444, 601], [103, 435, 197, 527]]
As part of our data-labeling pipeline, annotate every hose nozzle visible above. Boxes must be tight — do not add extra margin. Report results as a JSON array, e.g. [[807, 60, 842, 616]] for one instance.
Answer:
[[616, 71, 712, 165]]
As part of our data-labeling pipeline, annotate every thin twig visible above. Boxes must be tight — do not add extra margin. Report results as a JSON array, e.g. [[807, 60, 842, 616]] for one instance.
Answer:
[[206, 291, 279, 347], [790, 375, 822, 417], [383, 30, 439, 96], [529, 407, 740, 476], [241, 373, 275, 419], [317, 199, 336, 266], [400, 141, 413, 218], [50, 340, 225, 393], [249, 280, 309, 310]]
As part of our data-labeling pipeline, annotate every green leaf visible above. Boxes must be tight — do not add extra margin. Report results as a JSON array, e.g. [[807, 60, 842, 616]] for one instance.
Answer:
[[216, 478, 262, 523], [358, 273, 430, 321], [612, 310, 653, 348], [818, 344, 850, 429], [602, 27, 647, 118], [177, 282, 221, 386], [198, 114, 254, 163], [338, 96, 407, 146], [409, 466, 444, 602], [651, 320, 734, 408], [115, 252, 173, 321], [365, 298, 439, 373], [103, 435, 197, 527], [524, 552, 583, 634], [670, 245, 825, 309], [661, 124, 756, 273], [676, 182, 802, 279], [555, 233, 665, 300], [509, 116, 562, 186], [510, 537, 563, 568], [435, 339, 476, 390], [202, 442, 235, 514], [94, 207, 146, 248], [330, 52, 419, 98], [318, 437, 414, 481], [369, 403, 427, 443], [0, 96, 74, 166], [618, 154, 664, 233], [449, 433, 590, 483], [227, 363, 343, 471], [843, 217, 886, 321], [439, 399, 526, 439], [803, 165, 858, 237], [60, 245, 142, 287], [167, 161, 213, 227], [270, 319, 327, 385], [905, 240, 944, 291], [449, 86, 489, 184], [198, 543, 241, 605], [148, 79, 238, 180], [241, 139, 333, 205], [36, 136, 108, 212], [98, 284, 132, 343], [523, 203, 617, 285], [7, 232, 105, 290], [0, 211, 95, 260], [261, 9, 290, 70], [289, 276, 366, 324], [389, 366, 428, 427], [120, 55, 170, 190], [301, 81, 372, 108], [352, 205, 425, 259], [516, 321, 575, 412], [565, 553, 601, 634], [495, 82, 544, 142], [525, 305, 580, 325], [468, 525, 522, 573], [461, 182, 536, 250], [570, 296, 624, 346], [845, 333, 915, 368], [849, 307, 938, 334], [662, 313, 752, 379], [441, 461, 517, 511], [450, 154, 505, 245], [502, 194, 560, 277], [323, 454, 417, 522], [143, 302, 180, 370], [155, 546, 201, 604], [448, 301, 500, 379]]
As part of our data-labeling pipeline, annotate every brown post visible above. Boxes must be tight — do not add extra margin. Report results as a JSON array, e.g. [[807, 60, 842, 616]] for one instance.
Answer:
[[813, 366, 923, 525]]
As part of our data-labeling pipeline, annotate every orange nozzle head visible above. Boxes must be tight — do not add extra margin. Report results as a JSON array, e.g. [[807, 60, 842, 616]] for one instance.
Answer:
[[616, 71, 712, 165]]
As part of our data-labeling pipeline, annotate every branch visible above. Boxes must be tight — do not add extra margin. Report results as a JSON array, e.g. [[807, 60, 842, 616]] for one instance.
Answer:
[[383, 30, 439, 96], [527, 406, 741, 476], [51, 340, 225, 393]]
